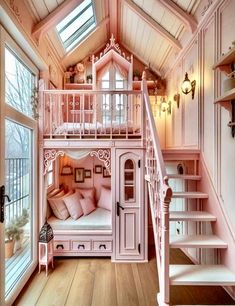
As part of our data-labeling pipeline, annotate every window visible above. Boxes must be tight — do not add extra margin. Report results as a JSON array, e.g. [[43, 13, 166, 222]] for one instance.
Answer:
[[100, 66, 127, 124], [56, 0, 96, 52], [47, 162, 54, 187], [5, 48, 35, 117]]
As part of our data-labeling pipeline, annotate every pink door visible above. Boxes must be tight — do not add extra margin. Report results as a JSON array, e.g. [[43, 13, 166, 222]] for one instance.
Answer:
[[115, 149, 144, 260]]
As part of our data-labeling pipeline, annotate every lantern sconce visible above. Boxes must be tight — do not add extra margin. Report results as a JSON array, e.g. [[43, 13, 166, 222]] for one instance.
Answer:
[[161, 97, 171, 115], [181, 72, 196, 99]]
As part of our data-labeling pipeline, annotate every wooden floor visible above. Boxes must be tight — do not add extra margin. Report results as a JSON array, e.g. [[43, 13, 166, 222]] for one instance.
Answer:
[[14, 247, 235, 306]]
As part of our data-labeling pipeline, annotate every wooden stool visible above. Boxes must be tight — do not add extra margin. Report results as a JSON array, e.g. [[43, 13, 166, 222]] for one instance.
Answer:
[[38, 239, 54, 276]]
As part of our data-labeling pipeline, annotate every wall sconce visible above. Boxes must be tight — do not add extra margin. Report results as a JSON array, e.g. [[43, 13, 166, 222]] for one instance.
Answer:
[[61, 165, 73, 176], [181, 72, 196, 99], [161, 97, 171, 115]]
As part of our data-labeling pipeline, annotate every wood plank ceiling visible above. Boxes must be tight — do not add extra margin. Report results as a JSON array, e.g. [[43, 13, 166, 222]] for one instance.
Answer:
[[26, 0, 200, 76]]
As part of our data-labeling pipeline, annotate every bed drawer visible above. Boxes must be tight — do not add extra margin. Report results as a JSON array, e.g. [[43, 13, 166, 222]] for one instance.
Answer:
[[93, 241, 112, 252], [72, 240, 91, 252], [54, 240, 70, 252]]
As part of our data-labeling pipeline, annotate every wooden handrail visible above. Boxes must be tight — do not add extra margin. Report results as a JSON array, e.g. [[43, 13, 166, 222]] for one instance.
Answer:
[[142, 78, 172, 306]]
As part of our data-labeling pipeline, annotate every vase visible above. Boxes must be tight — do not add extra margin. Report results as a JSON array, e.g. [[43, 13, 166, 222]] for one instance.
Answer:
[[5, 240, 14, 259]]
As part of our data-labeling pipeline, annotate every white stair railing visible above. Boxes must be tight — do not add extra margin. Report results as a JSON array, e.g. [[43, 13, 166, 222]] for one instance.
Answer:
[[142, 78, 172, 306]]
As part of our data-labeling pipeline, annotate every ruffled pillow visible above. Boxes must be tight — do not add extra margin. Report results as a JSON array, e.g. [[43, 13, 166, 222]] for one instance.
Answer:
[[63, 192, 83, 220]]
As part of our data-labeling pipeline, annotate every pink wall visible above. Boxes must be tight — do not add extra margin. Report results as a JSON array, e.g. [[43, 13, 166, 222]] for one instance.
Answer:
[[59, 154, 111, 202]]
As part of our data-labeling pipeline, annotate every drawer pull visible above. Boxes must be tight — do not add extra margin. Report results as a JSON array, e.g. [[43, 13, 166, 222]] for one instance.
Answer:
[[56, 244, 64, 250], [99, 244, 107, 250], [77, 244, 85, 249]]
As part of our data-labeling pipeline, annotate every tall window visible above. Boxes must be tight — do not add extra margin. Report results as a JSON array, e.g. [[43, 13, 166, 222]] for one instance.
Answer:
[[2, 37, 38, 304]]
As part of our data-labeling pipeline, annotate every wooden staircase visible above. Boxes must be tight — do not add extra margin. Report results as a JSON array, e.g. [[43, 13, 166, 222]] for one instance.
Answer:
[[167, 171, 235, 303], [142, 79, 235, 305]]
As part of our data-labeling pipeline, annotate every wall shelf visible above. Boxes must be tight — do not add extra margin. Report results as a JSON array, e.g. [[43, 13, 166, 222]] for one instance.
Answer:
[[214, 88, 235, 104], [64, 83, 92, 90], [213, 45, 235, 72]]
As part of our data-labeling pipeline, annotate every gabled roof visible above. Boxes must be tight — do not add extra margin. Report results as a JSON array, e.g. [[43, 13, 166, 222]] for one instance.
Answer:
[[27, 0, 202, 76]]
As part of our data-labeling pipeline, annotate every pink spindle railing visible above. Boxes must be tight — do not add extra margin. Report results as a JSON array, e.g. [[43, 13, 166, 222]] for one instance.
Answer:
[[142, 79, 172, 306], [41, 89, 142, 139]]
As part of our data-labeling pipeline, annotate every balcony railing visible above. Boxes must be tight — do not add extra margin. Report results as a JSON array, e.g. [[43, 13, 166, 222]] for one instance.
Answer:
[[40, 89, 143, 139], [5, 157, 30, 223]]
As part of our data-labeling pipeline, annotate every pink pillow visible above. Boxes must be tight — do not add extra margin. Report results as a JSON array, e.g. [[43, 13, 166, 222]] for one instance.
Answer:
[[63, 192, 83, 220], [48, 190, 73, 220], [76, 187, 95, 201], [97, 187, 111, 211], [80, 197, 96, 216]]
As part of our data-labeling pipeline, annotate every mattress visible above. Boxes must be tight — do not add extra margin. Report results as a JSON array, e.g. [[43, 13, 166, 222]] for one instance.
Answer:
[[48, 207, 111, 230], [53, 121, 140, 135]]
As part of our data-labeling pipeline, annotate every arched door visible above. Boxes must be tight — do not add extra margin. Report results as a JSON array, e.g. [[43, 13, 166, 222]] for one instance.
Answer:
[[115, 149, 145, 260]]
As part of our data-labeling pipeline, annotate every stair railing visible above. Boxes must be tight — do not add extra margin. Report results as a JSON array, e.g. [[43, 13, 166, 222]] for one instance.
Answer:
[[142, 77, 172, 306]]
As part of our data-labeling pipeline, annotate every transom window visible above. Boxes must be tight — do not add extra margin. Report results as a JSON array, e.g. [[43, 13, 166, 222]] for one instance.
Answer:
[[56, 0, 96, 52]]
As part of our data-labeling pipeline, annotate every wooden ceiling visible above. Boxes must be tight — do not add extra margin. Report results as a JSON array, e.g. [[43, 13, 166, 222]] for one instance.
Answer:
[[26, 0, 201, 76]]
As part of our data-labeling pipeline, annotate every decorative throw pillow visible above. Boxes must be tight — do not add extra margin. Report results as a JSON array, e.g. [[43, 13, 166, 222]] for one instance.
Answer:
[[75, 187, 95, 202], [97, 186, 111, 211], [80, 197, 96, 216], [63, 192, 83, 220], [48, 190, 73, 220]]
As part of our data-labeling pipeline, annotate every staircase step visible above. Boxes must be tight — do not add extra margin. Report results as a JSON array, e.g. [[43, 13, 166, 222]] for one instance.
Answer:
[[170, 211, 217, 222], [168, 174, 201, 180], [170, 264, 235, 286], [170, 235, 227, 248], [172, 191, 208, 199]]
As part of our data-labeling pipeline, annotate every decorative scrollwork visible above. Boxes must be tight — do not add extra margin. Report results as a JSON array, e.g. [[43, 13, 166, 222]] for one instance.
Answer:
[[44, 149, 64, 175], [201, 0, 213, 16], [90, 149, 111, 174], [94, 34, 131, 63], [10, 0, 22, 23]]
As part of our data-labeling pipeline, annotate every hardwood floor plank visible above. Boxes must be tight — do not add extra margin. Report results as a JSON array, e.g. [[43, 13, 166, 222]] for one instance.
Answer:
[[65, 258, 95, 306], [36, 259, 78, 306], [13, 269, 49, 306], [115, 263, 140, 306], [91, 259, 118, 306]]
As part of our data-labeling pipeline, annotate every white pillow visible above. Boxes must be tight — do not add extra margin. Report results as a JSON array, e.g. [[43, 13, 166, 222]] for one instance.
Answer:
[[97, 186, 111, 211]]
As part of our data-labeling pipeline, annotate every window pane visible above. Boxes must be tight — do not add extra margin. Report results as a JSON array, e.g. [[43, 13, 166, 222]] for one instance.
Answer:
[[56, 0, 96, 52], [5, 48, 34, 117], [60, 6, 93, 42]]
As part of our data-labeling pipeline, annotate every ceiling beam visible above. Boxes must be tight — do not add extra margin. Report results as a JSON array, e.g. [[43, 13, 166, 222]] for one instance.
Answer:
[[123, 0, 182, 51], [121, 42, 162, 77], [32, 0, 84, 41], [157, 0, 197, 33], [109, 0, 118, 39]]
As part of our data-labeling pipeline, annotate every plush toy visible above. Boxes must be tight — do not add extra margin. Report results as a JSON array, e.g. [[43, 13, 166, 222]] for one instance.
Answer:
[[74, 63, 85, 83]]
